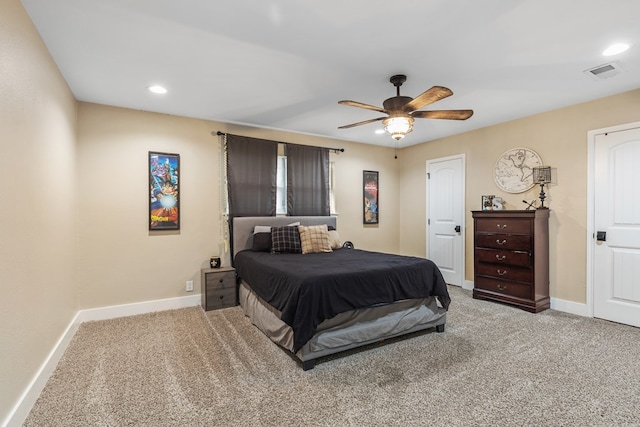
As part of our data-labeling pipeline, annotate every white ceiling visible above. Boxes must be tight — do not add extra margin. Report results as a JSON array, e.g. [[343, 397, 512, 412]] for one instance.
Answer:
[[21, 0, 640, 147]]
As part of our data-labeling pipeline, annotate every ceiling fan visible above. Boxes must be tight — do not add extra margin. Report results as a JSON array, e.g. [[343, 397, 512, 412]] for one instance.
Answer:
[[338, 74, 473, 141]]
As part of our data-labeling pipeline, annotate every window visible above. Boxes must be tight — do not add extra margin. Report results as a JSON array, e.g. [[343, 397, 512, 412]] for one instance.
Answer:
[[276, 156, 287, 215], [276, 156, 335, 215]]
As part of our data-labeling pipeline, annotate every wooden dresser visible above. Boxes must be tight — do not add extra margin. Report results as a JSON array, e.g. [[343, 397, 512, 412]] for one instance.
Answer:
[[201, 267, 237, 311], [472, 209, 550, 313]]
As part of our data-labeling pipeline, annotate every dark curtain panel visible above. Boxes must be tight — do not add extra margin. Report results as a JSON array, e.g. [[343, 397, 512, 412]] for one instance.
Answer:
[[226, 135, 278, 217], [286, 144, 330, 216]]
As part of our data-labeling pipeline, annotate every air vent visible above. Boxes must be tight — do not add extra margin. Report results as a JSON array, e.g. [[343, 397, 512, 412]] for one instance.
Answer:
[[583, 62, 623, 80]]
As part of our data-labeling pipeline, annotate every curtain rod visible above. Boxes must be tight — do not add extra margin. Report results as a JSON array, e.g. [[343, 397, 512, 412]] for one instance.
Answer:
[[214, 131, 344, 154]]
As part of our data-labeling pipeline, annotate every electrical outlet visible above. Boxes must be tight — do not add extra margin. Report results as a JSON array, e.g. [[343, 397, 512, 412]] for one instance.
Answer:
[[186, 280, 194, 292]]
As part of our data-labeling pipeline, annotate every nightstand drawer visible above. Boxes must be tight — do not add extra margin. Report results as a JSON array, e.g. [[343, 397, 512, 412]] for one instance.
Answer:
[[474, 276, 531, 300], [475, 218, 531, 234], [475, 233, 531, 250], [476, 263, 532, 283], [205, 273, 235, 290], [475, 248, 531, 267], [206, 286, 236, 310]]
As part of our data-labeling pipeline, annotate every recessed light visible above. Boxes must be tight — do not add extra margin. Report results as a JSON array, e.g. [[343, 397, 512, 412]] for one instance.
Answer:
[[603, 43, 630, 56], [147, 85, 168, 94]]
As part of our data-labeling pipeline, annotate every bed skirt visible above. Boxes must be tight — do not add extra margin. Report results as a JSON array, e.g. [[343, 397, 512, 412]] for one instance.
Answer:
[[239, 281, 447, 369]]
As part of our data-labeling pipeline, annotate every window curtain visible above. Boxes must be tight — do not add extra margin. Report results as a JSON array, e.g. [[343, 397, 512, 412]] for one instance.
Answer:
[[286, 144, 330, 216], [226, 135, 278, 217]]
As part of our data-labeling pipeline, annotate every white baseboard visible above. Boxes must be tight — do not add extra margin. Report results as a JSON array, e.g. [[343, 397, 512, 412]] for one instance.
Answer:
[[76, 294, 201, 323], [550, 296, 590, 317], [462, 280, 474, 291], [3, 294, 201, 427], [3, 312, 82, 427]]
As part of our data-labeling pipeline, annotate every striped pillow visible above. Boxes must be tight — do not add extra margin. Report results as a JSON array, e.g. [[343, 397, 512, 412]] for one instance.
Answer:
[[298, 224, 332, 254]]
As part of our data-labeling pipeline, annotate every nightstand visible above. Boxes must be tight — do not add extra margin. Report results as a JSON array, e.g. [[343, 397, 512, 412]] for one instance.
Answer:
[[200, 267, 237, 311]]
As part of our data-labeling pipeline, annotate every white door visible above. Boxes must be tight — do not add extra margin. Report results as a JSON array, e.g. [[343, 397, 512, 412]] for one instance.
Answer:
[[593, 126, 640, 327], [427, 155, 465, 286]]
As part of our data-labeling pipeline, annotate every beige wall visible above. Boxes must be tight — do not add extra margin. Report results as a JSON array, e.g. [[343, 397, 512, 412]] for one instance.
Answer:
[[76, 102, 400, 309], [0, 0, 78, 422], [398, 89, 640, 303]]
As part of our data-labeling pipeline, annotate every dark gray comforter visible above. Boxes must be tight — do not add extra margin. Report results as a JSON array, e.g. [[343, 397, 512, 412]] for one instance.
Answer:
[[234, 248, 450, 352]]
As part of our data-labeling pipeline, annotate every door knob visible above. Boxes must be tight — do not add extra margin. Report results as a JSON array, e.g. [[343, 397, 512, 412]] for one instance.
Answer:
[[455, 225, 461, 233], [596, 231, 607, 242]]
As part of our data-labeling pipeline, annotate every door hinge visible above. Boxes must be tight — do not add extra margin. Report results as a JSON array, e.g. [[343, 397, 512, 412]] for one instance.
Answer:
[[427, 172, 430, 179], [428, 219, 430, 225]]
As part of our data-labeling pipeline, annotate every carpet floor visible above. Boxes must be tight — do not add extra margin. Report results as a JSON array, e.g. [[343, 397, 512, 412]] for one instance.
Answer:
[[24, 286, 640, 426]]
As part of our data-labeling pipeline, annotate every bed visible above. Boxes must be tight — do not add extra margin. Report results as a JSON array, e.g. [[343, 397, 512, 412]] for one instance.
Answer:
[[232, 216, 450, 370]]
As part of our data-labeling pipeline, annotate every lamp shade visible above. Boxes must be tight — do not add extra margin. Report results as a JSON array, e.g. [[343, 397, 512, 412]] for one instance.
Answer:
[[382, 116, 414, 140], [532, 166, 552, 184]]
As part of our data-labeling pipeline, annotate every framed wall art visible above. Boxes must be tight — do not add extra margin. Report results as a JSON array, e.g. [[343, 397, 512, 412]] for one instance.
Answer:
[[149, 151, 180, 230], [363, 170, 379, 224]]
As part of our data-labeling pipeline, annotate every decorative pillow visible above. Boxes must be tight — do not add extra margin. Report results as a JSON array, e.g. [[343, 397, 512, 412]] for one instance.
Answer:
[[254, 225, 272, 234], [271, 226, 302, 254], [327, 229, 343, 250], [298, 224, 333, 254], [252, 232, 272, 252]]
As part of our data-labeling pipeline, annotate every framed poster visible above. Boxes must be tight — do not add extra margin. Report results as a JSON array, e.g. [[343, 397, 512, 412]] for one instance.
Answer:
[[363, 170, 379, 224], [149, 151, 180, 230]]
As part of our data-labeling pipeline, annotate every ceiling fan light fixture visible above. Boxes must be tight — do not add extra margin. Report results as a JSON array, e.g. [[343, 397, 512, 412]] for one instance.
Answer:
[[383, 116, 414, 140]]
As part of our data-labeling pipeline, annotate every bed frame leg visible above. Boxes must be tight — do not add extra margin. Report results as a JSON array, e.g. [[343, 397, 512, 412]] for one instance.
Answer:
[[302, 359, 316, 371], [436, 324, 445, 333]]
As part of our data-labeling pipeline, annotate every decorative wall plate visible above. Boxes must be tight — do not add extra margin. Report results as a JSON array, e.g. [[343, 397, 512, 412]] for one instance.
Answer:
[[494, 147, 543, 193]]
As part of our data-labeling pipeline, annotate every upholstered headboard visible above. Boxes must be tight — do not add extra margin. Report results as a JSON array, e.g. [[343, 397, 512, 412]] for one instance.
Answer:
[[232, 216, 337, 259]]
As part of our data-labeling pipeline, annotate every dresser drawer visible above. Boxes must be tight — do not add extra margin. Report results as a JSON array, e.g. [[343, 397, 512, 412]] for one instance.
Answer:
[[475, 233, 531, 250], [476, 262, 532, 283], [206, 286, 236, 310], [475, 247, 531, 267], [474, 276, 531, 299], [205, 272, 235, 290], [475, 218, 531, 234]]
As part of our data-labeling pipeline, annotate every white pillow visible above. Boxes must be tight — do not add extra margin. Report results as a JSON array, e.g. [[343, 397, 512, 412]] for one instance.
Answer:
[[253, 225, 272, 234], [327, 230, 343, 249]]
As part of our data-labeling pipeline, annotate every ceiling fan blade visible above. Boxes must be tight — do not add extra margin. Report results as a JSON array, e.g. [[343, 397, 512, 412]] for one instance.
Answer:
[[403, 86, 453, 112], [338, 116, 386, 129], [338, 100, 386, 113], [411, 109, 474, 120]]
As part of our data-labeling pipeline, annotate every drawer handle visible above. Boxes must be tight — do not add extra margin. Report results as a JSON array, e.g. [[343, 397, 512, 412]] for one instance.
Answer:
[[497, 269, 507, 276], [219, 295, 224, 300], [495, 254, 506, 261], [496, 239, 507, 245], [497, 284, 507, 291], [497, 224, 507, 229]]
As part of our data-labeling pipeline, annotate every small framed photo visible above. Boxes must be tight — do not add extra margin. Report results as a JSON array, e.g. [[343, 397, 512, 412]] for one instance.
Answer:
[[492, 196, 504, 210], [482, 195, 495, 211]]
